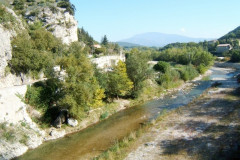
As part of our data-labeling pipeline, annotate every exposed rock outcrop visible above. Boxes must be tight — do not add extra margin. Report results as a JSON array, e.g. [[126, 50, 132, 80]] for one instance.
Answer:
[[0, 6, 25, 88], [25, 6, 78, 44]]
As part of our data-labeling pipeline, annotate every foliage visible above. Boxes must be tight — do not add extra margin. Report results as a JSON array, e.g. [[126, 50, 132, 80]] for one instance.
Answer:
[[100, 111, 109, 120], [101, 35, 109, 46], [178, 64, 199, 81], [12, 0, 25, 10], [153, 61, 170, 73], [30, 28, 63, 54], [229, 50, 240, 62], [94, 47, 105, 55], [25, 79, 63, 112], [126, 49, 153, 96], [106, 61, 133, 98], [156, 69, 180, 86], [58, 43, 105, 119], [57, 0, 75, 15], [77, 27, 94, 47], [156, 47, 214, 68], [0, 5, 16, 29], [9, 31, 54, 77], [219, 26, 240, 40]]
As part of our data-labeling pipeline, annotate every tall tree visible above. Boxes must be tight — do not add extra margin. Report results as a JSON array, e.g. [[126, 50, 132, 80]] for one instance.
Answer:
[[58, 42, 105, 119], [101, 35, 108, 46], [107, 61, 133, 98], [126, 49, 152, 95]]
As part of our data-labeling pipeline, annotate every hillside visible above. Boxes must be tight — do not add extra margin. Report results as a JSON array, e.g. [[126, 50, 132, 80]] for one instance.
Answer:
[[116, 42, 142, 48], [219, 26, 240, 40], [118, 32, 211, 47]]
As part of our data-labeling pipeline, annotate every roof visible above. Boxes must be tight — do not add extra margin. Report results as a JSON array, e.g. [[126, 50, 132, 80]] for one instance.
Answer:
[[217, 44, 231, 47]]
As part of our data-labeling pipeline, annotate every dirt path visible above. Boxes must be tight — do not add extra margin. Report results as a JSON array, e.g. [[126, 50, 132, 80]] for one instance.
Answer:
[[125, 64, 240, 160]]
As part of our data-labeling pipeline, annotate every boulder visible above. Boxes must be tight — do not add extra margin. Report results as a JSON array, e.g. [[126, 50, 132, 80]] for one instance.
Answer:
[[67, 118, 78, 127]]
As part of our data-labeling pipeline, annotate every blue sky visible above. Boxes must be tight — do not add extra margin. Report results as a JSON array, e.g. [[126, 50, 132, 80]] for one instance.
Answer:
[[71, 0, 240, 42]]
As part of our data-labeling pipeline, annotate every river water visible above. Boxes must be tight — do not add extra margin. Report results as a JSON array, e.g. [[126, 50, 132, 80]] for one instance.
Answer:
[[15, 66, 235, 160]]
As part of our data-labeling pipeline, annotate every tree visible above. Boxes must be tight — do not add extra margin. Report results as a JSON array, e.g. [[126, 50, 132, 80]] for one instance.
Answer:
[[126, 49, 152, 96], [101, 35, 108, 46], [58, 43, 105, 119], [230, 50, 240, 62], [107, 61, 133, 98], [10, 31, 53, 78], [77, 28, 94, 47]]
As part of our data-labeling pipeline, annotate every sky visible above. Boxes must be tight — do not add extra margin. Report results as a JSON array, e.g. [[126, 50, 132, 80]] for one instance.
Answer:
[[71, 0, 240, 42]]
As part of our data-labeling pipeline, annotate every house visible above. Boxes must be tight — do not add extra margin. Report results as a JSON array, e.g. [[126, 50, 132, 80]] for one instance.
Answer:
[[208, 40, 217, 45], [93, 44, 101, 49], [216, 44, 232, 53]]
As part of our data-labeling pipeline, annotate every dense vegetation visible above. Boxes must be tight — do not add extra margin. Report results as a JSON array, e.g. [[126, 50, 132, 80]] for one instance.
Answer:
[[1, 0, 216, 125], [219, 26, 240, 40]]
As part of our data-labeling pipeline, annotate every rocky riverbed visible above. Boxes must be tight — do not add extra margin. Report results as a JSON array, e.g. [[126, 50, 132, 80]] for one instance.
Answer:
[[125, 63, 240, 160]]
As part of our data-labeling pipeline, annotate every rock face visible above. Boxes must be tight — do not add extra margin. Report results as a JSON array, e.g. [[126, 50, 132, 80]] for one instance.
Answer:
[[0, 26, 12, 78], [0, 7, 25, 88], [25, 6, 78, 44]]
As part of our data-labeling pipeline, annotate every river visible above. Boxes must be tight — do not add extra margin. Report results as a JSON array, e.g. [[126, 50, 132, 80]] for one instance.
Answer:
[[15, 65, 236, 160]]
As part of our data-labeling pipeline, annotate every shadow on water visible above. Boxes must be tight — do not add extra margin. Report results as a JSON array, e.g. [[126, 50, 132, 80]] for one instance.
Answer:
[[15, 67, 238, 160]]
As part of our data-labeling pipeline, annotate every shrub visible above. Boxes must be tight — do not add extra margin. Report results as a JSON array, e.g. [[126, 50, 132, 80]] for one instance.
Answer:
[[12, 0, 24, 10], [178, 64, 199, 81], [100, 111, 109, 120], [230, 50, 240, 62], [25, 79, 62, 112], [156, 69, 180, 86], [153, 61, 170, 73], [197, 64, 208, 74], [0, 5, 16, 29], [57, 1, 75, 15]]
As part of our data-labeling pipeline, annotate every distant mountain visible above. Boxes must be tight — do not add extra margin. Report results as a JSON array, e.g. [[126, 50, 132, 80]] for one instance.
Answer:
[[116, 42, 142, 48], [219, 26, 240, 40], [118, 32, 212, 47]]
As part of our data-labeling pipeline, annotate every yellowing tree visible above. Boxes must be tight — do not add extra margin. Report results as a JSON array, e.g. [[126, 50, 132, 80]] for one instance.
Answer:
[[107, 60, 133, 98]]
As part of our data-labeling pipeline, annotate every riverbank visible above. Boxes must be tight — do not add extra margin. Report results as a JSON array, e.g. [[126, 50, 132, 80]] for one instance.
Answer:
[[122, 62, 240, 160], [0, 63, 214, 160]]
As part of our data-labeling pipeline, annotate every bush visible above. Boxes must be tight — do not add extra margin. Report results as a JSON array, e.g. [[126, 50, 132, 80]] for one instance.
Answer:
[[25, 79, 62, 112], [153, 61, 170, 73], [12, 0, 24, 10], [100, 111, 109, 120], [156, 69, 180, 86], [57, 1, 75, 15], [0, 5, 16, 29], [197, 64, 208, 74], [230, 50, 240, 62], [178, 64, 199, 81]]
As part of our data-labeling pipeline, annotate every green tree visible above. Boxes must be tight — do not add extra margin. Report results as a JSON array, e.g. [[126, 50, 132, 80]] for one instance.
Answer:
[[101, 35, 108, 46], [126, 49, 152, 96], [9, 31, 53, 78], [107, 61, 133, 98], [58, 43, 105, 119], [230, 50, 240, 62], [77, 27, 94, 47]]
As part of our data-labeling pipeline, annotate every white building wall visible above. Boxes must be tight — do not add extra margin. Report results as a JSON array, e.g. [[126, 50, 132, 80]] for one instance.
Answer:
[[91, 55, 125, 71]]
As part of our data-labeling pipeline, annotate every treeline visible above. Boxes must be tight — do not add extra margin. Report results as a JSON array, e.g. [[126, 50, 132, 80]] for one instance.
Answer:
[[152, 47, 214, 88], [155, 47, 215, 73]]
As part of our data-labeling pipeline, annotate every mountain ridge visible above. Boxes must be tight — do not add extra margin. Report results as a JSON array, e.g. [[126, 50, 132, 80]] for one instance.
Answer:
[[118, 32, 212, 47]]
